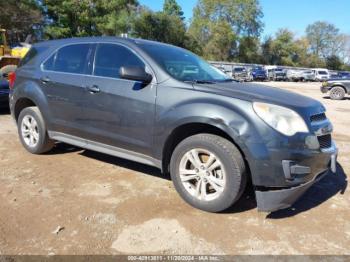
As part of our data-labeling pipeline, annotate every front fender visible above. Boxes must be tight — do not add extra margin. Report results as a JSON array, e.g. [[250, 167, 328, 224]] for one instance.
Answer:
[[154, 85, 266, 166]]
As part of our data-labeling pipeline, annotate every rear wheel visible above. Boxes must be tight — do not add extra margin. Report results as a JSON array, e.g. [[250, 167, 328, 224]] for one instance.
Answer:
[[170, 134, 247, 212], [18, 107, 54, 154], [330, 86, 346, 100]]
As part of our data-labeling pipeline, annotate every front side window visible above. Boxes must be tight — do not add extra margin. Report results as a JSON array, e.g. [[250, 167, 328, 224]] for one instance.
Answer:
[[93, 44, 145, 79], [43, 44, 90, 74]]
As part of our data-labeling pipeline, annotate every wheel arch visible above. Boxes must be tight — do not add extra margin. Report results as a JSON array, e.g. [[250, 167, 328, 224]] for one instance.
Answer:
[[330, 84, 347, 92], [14, 97, 37, 122], [161, 121, 251, 176], [12, 80, 51, 126]]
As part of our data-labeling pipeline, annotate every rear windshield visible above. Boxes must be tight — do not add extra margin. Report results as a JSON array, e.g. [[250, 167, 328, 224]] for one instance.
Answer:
[[318, 71, 328, 75], [234, 68, 245, 72]]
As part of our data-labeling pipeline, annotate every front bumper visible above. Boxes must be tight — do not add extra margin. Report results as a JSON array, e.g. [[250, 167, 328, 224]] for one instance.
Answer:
[[320, 84, 330, 93], [255, 143, 338, 212]]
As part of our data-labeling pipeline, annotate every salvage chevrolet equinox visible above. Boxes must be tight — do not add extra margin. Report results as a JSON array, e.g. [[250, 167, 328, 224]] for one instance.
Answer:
[[9, 37, 338, 212]]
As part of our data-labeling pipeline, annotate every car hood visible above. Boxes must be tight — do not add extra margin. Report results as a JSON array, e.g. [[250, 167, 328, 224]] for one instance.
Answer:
[[194, 82, 325, 115]]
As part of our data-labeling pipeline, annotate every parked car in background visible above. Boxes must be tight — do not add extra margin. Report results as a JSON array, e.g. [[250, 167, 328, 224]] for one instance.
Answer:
[[232, 66, 252, 82], [321, 79, 350, 100], [329, 71, 339, 79], [302, 70, 316, 81], [251, 66, 267, 81], [286, 70, 304, 82], [312, 68, 330, 81], [9, 37, 337, 213], [332, 71, 350, 79], [269, 68, 287, 81], [0, 79, 9, 109]]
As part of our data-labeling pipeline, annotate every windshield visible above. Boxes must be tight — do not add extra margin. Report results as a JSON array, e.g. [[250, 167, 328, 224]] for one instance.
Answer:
[[275, 69, 283, 72], [234, 68, 245, 72], [318, 71, 328, 75], [138, 43, 231, 82]]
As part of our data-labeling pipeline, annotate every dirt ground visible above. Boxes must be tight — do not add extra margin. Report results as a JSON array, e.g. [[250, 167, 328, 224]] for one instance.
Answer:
[[0, 82, 349, 255]]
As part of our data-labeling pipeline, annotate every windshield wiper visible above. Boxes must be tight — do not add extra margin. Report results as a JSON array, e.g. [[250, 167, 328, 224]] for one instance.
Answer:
[[184, 80, 216, 84], [221, 79, 237, 82]]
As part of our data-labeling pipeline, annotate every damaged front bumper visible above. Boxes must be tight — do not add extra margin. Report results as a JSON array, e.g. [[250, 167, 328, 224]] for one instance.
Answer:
[[255, 144, 338, 212]]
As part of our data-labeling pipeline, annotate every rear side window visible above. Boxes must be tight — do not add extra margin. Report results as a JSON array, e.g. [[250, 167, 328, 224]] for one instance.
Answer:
[[93, 44, 145, 79], [43, 44, 90, 74]]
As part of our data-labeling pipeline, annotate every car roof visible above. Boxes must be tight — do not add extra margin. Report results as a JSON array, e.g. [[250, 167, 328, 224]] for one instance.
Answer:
[[34, 36, 175, 49]]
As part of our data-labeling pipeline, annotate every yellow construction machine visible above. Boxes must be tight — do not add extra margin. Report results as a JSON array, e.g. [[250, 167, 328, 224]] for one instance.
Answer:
[[0, 28, 30, 79]]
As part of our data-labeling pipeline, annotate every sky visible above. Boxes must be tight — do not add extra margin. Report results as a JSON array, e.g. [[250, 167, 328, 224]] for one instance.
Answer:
[[139, 0, 350, 37]]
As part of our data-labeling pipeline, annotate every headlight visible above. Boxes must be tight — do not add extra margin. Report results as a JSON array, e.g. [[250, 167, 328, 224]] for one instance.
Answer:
[[253, 102, 309, 136]]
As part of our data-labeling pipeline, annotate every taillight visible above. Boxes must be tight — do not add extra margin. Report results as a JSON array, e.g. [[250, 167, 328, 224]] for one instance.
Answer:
[[8, 72, 16, 90]]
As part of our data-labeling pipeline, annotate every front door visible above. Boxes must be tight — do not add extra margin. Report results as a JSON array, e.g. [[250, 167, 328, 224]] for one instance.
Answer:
[[81, 43, 156, 156]]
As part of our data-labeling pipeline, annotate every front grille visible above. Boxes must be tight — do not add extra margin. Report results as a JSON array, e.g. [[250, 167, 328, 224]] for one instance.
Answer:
[[317, 134, 332, 149], [310, 113, 327, 122]]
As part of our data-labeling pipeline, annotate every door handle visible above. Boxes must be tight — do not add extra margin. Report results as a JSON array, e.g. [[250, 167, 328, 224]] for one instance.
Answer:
[[87, 85, 100, 93], [40, 76, 51, 84]]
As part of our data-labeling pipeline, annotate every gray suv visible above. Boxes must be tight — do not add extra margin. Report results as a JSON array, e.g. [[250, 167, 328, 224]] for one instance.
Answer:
[[9, 37, 338, 213]]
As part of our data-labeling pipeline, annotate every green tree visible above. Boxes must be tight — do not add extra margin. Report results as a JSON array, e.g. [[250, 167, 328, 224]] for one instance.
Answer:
[[237, 36, 261, 63], [306, 21, 340, 59], [43, 0, 138, 39], [188, 0, 263, 60], [326, 55, 343, 70], [132, 10, 187, 47], [261, 36, 273, 64], [266, 29, 300, 66], [203, 20, 236, 61], [163, 0, 184, 20], [0, 0, 43, 42]]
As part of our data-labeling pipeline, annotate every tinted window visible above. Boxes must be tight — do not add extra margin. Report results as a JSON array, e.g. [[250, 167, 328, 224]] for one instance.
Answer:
[[43, 44, 90, 74], [94, 44, 145, 79]]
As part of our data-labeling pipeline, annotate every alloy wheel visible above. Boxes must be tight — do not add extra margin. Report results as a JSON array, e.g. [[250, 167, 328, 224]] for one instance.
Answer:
[[179, 148, 226, 201]]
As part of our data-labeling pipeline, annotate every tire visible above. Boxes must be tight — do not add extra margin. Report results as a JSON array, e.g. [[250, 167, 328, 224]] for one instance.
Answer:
[[17, 107, 54, 154], [170, 134, 247, 212], [329, 86, 346, 100], [0, 65, 17, 80]]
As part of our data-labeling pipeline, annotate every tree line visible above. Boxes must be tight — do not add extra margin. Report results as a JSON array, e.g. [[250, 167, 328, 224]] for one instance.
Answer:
[[1, 0, 349, 70]]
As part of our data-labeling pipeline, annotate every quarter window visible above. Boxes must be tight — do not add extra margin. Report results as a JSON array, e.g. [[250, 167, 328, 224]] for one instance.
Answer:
[[43, 44, 90, 74], [93, 44, 145, 79]]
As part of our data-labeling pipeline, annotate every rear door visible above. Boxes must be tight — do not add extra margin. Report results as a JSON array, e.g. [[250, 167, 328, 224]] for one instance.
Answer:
[[40, 43, 94, 136], [81, 43, 157, 156]]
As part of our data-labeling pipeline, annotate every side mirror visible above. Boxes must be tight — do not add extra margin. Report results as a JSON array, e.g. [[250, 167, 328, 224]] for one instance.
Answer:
[[119, 66, 152, 84]]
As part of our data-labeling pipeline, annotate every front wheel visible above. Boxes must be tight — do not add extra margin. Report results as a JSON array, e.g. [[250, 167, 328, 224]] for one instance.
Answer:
[[330, 86, 346, 100], [170, 134, 247, 212], [18, 107, 54, 154]]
